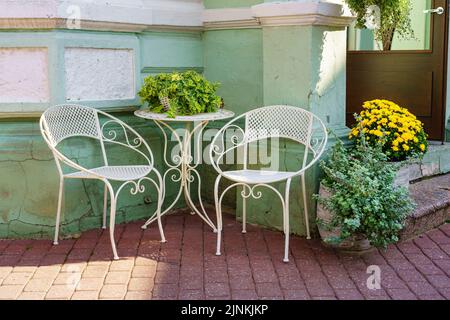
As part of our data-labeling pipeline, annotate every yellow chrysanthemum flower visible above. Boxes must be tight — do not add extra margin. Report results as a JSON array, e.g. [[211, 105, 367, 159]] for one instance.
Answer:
[[350, 99, 428, 161]]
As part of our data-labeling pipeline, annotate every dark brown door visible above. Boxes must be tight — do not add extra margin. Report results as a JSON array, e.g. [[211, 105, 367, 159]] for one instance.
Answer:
[[347, 0, 448, 141]]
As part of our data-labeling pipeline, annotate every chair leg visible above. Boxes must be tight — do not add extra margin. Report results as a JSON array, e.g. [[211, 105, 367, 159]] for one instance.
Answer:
[[214, 176, 222, 256], [155, 172, 167, 243], [106, 183, 119, 260], [156, 205, 166, 243], [301, 174, 311, 240], [242, 196, 247, 234], [102, 184, 108, 229], [53, 178, 64, 246], [283, 179, 292, 263]]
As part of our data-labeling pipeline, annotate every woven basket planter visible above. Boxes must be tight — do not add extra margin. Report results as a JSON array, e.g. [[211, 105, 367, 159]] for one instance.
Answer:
[[159, 96, 171, 112]]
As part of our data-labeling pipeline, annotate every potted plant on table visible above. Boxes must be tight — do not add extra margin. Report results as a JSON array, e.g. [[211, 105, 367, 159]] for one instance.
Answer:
[[138, 71, 222, 118], [316, 99, 426, 251]]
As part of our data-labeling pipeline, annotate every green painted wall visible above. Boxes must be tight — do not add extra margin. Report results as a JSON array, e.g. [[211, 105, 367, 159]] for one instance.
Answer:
[[140, 31, 203, 82], [202, 22, 348, 237], [0, 115, 181, 238], [0, 29, 203, 239], [262, 27, 312, 108], [261, 25, 347, 132], [204, 29, 264, 114], [0, 1, 447, 242], [201, 28, 264, 209]]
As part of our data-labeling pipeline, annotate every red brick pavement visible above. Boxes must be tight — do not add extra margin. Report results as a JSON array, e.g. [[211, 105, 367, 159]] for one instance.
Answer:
[[0, 213, 449, 300]]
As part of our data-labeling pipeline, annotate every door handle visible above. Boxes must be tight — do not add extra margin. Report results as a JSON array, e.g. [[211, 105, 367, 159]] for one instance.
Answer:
[[424, 7, 445, 15]]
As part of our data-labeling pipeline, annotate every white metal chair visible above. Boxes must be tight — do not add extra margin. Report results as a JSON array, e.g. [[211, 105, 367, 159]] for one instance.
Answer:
[[209, 105, 328, 262], [40, 104, 166, 260]]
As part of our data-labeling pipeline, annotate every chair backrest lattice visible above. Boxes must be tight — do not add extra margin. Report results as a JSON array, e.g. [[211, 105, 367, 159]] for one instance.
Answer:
[[40, 104, 154, 174], [245, 106, 313, 145], [210, 105, 328, 179], [42, 105, 101, 147]]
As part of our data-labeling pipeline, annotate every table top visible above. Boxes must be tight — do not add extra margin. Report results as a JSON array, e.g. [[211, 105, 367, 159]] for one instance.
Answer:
[[134, 109, 235, 122]]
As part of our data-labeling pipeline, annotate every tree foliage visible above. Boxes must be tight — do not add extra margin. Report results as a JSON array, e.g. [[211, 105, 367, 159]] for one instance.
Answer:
[[346, 0, 414, 50]]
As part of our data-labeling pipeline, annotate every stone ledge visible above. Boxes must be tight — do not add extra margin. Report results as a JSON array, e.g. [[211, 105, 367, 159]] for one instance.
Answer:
[[400, 174, 450, 241], [0, 18, 203, 33], [1, 1, 354, 31], [395, 144, 450, 188], [0, 0, 203, 30], [204, 1, 354, 30]]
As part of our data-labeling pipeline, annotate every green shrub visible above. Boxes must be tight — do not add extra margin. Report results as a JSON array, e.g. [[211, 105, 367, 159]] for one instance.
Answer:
[[138, 71, 222, 118], [316, 137, 415, 248]]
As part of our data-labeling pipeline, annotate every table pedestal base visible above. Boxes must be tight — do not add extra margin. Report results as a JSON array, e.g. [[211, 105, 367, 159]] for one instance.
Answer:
[[141, 120, 217, 232]]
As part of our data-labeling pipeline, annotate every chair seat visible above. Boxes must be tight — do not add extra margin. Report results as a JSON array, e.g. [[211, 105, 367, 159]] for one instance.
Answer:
[[222, 169, 296, 184], [65, 165, 152, 181]]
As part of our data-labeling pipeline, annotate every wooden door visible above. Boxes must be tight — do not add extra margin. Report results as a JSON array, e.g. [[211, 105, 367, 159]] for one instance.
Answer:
[[347, 0, 448, 141]]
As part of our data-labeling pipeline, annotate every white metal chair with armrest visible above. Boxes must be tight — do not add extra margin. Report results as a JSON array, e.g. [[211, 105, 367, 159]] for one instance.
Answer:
[[40, 104, 166, 260], [209, 105, 328, 262]]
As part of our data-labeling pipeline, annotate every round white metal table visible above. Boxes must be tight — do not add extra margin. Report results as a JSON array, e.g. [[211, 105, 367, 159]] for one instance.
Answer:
[[134, 109, 235, 232]]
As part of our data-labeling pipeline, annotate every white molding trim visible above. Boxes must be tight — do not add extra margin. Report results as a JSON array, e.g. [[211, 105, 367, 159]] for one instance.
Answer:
[[257, 14, 355, 28], [0, 1, 355, 32], [0, 18, 203, 33], [252, 1, 346, 19], [204, 1, 354, 30], [0, 0, 203, 31], [203, 8, 259, 30]]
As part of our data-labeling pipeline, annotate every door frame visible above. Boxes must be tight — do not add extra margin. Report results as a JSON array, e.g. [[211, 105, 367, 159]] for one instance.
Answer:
[[442, 0, 449, 143]]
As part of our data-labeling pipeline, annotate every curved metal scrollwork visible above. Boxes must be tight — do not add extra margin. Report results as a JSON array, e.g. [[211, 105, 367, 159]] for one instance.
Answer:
[[39, 104, 166, 261], [211, 122, 246, 172], [154, 120, 183, 168], [309, 120, 328, 159], [101, 120, 143, 149], [218, 182, 286, 214], [116, 176, 161, 200], [210, 107, 328, 180], [98, 113, 155, 168], [142, 119, 218, 232]]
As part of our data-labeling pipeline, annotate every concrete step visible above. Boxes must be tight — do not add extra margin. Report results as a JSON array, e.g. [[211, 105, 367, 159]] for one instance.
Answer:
[[400, 174, 450, 240], [395, 143, 450, 188]]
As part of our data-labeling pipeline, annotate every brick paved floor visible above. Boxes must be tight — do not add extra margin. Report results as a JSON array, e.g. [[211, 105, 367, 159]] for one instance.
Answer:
[[0, 213, 449, 300]]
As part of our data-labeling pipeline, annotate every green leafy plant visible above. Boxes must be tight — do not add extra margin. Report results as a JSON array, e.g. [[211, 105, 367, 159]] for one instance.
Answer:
[[346, 0, 414, 50], [316, 135, 415, 248], [138, 71, 222, 118]]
